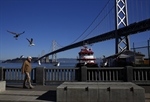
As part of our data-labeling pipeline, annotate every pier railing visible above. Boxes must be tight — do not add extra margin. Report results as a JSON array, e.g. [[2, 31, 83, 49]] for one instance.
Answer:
[[45, 68, 78, 84], [0, 66, 150, 85], [87, 67, 124, 82]]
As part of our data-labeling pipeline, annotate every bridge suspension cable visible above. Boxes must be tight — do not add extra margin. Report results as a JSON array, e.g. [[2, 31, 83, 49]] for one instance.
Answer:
[[72, 0, 113, 44], [82, 6, 114, 40]]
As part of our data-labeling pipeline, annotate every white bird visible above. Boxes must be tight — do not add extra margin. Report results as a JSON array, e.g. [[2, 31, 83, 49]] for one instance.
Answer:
[[84, 62, 87, 65], [26, 38, 35, 46], [38, 60, 41, 65], [7, 30, 25, 40], [54, 62, 60, 66], [104, 61, 108, 66]]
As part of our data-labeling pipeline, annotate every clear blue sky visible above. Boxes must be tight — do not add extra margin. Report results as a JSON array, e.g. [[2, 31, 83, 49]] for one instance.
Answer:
[[0, 0, 150, 60]]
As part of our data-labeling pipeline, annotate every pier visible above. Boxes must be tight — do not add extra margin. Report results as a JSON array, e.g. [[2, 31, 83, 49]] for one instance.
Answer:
[[0, 66, 150, 102], [0, 84, 149, 102]]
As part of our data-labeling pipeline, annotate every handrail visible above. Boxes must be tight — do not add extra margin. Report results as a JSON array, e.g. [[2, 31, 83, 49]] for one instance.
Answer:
[[0, 67, 150, 85]]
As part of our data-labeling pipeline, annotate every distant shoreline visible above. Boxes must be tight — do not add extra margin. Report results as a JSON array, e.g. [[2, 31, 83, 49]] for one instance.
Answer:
[[1, 58, 101, 63], [1, 58, 78, 63]]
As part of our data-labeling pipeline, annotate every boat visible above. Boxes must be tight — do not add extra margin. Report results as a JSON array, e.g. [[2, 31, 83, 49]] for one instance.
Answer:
[[76, 45, 98, 67]]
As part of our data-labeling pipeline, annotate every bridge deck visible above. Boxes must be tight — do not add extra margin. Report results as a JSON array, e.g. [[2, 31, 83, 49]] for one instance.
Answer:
[[0, 84, 149, 102]]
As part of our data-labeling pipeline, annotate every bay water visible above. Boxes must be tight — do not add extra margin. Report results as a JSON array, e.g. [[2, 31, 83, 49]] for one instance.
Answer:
[[0, 58, 102, 68], [0, 62, 77, 68]]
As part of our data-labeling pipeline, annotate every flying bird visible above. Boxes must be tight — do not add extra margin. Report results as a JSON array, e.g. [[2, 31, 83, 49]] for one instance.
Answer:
[[26, 38, 35, 46], [7, 30, 25, 40]]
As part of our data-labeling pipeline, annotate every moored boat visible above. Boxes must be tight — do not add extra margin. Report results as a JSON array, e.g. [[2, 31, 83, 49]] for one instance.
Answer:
[[76, 45, 98, 67]]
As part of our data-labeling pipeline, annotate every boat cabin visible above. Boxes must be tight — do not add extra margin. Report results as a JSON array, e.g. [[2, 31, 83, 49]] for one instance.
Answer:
[[76, 46, 98, 67]]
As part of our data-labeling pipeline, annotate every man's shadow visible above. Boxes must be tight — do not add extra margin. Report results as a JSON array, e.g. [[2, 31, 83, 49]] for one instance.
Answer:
[[36, 90, 56, 102]]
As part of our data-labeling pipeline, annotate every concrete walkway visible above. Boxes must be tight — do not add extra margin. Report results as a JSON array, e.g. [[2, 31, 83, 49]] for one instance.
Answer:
[[0, 84, 58, 102], [142, 85, 150, 102], [0, 84, 150, 102]]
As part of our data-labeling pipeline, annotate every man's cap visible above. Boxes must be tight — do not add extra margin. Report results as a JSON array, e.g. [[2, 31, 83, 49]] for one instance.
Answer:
[[27, 56, 32, 59]]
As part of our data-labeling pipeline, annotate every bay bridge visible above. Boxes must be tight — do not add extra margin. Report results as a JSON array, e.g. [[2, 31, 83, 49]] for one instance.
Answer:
[[38, 0, 150, 63]]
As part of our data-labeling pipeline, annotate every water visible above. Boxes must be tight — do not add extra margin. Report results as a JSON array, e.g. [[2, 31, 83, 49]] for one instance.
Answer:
[[0, 62, 77, 68], [0, 58, 101, 68]]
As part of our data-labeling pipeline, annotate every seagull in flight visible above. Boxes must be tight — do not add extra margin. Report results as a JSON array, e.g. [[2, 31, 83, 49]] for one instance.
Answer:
[[26, 38, 35, 46], [7, 30, 25, 40]]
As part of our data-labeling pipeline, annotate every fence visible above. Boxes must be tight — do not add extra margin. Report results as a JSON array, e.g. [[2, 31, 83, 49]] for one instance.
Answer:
[[0, 66, 150, 85], [132, 39, 150, 66]]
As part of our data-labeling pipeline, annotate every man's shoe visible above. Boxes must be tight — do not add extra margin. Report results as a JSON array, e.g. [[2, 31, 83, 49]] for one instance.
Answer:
[[29, 86, 34, 89]]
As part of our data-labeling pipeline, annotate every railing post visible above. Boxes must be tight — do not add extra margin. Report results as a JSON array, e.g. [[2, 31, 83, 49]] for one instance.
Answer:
[[75, 66, 87, 81], [0, 67, 3, 81], [35, 67, 45, 85], [75, 67, 80, 81], [81, 66, 87, 81], [124, 66, 133, 82]]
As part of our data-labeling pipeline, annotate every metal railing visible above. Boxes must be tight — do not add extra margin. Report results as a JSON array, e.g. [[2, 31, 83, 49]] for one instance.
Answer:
[[87, 67, 124, 81], [45, 68, 78, 82], [2, 68, 36, 83], [0, 66, 150, 85], [133, 67, 150, 84]]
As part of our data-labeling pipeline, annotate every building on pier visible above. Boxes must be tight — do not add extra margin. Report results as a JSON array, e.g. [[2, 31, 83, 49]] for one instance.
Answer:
[[101, 50, 145, 67]]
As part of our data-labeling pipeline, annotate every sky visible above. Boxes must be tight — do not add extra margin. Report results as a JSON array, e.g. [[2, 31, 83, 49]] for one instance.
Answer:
[[0, 0, 150, 60]]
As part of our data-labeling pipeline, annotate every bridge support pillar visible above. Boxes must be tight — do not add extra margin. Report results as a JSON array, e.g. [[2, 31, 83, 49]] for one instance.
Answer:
[[35, 67, 45, 85], [45, 56, 50, 63]]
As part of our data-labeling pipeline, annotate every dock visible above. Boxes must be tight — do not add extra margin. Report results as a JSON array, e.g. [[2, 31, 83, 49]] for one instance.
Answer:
[[0, 84, 149, 102]]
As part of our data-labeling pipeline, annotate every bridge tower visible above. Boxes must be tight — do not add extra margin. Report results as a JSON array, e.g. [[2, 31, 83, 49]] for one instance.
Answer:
[[115, 0, 130, 54], [52, 40, 57, 62], [45, 56, 50, 63]]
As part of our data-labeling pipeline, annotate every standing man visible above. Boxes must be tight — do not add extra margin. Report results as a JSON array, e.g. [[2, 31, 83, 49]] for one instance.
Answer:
[[21, 56, 34, 89]]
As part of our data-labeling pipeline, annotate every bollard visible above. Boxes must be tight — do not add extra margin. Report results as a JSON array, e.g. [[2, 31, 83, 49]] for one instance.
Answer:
[[35, 67, 45, 85]]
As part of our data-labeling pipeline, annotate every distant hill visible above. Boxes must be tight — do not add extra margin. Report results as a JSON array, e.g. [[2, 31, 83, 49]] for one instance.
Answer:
[[58, 58, 77, 63], [2, 57, 38, 63]]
